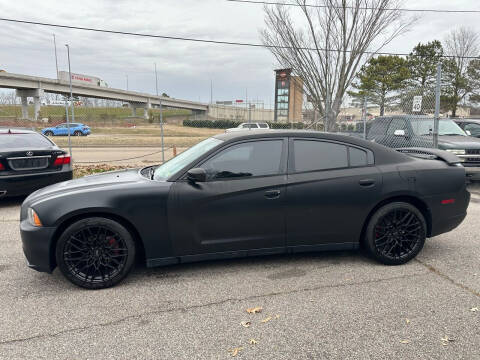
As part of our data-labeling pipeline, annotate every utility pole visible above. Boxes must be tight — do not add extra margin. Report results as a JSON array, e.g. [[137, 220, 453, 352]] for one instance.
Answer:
[[362, 96, 367, 140], [433, 63, 442, 149], [65, 44, 74, 159], [126, 75, 129, 91], [53, 34, 59, 79], [155, 63, 165, 163], [210, 80, 213, 104]]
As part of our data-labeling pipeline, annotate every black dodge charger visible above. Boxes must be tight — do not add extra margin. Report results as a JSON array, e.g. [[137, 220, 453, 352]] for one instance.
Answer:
[[20, 131, 470, 289], [1, 128, 72, 198]]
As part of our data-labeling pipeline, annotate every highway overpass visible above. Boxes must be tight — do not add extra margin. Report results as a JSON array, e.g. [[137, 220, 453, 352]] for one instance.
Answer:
[[0, 72, 208, 120]]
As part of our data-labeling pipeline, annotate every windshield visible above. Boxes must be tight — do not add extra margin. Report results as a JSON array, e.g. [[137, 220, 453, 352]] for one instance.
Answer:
[[153, 137, 223, 181], [411, 119, 467, 136]]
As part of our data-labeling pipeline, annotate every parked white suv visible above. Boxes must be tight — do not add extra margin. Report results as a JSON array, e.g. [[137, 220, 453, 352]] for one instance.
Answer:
[[225, 122, 270, 132]]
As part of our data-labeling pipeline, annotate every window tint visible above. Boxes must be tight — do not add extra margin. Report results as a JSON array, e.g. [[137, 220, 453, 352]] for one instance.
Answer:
[[202, 140, 283, 179], [0, 133, 53, 148], [349, 147, 368, 167], [464, 123, 480, 136], [387, 118, 408, 134], [293, 140, 348, 172], [258, 123, 269, 128]]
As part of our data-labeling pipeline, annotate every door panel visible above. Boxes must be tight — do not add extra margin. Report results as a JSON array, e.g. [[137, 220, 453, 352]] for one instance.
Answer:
[[286, 167, 382, 246], [169, 176, 286, 255], [168, 138, 288, 256]]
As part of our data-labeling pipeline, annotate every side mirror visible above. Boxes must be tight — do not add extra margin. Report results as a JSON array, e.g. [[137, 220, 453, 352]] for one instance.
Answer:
[[393, 129, 406, 137], [187, 168, 206, 183]]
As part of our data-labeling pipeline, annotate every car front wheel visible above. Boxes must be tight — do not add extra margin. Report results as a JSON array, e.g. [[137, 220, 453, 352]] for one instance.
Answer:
[[56, 217, 136, 289], [364, 202, 426, 265]]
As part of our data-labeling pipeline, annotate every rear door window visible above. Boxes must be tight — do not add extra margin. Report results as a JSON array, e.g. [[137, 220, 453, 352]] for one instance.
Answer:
[[292, 140, 348, 172]]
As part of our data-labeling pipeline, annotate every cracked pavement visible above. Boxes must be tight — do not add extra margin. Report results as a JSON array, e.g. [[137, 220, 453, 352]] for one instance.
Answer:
[[0, 189, 479, 359]]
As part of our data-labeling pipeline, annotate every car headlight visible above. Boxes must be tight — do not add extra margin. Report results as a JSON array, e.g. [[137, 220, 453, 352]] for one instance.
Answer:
[[27, 208, 43, 227], [445, 149, 466, 155]]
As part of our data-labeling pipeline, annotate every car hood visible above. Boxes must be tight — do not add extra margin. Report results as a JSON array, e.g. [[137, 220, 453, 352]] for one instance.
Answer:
[[25, 168, 147, 204], [438, 135, 480, 149]]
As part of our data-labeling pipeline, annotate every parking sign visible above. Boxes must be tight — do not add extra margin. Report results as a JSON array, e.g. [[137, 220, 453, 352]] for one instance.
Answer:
[[412, 96, 422, 112]]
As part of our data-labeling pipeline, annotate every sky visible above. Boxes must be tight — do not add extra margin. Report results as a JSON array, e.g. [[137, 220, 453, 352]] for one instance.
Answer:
[[0, 0, 479, 107]]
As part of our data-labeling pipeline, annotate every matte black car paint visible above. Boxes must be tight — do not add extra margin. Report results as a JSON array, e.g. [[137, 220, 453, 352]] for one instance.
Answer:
[[20, 131, 470, 273]]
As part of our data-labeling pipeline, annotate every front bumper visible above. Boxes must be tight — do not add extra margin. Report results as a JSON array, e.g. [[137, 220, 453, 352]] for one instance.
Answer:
[[463, 165, 480, 180], [0, 168, 72, 197], [20, 220, 57, 273]]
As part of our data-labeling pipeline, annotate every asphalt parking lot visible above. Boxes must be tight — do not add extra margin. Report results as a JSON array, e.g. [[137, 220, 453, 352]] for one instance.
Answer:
[[0, 190, 479, 360]]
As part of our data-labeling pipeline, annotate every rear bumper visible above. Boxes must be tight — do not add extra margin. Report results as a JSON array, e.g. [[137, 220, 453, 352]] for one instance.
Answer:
[[20, 220, 56, 273], [428, 190, 470, 237], [0, 168, 72, 197]]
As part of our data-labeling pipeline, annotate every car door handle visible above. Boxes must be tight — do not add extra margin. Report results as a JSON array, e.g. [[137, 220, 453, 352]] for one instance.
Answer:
[[264, 190, 281, 199], [359, 179, 375, 187]]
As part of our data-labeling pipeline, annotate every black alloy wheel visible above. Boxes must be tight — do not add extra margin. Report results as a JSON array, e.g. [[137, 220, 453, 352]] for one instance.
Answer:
[[45, 131, 53, 136], [364, 202, 426, 265], [56, 217, 136, 289], [74, 131, 82, 136]]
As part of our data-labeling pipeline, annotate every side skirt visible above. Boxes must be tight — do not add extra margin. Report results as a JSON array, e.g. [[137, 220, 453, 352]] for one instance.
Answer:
[[146, 242, 358, 268]]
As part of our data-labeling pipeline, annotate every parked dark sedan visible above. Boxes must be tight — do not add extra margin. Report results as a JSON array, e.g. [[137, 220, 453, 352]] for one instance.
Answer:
[[20, 131, 470, 289], [0, 129, 72, 198]]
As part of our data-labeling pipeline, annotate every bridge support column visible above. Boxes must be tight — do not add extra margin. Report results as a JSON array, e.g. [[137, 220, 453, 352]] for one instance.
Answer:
[[144, 99, 151, 120], [20, 96, 29, 119], [16, 89, 44, 120], [131, 107, 137, 117]]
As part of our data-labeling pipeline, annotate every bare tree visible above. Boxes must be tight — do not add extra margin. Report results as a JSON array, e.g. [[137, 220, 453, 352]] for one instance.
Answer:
[[261, 0, 415, 130], [442, 27, 479, 116]]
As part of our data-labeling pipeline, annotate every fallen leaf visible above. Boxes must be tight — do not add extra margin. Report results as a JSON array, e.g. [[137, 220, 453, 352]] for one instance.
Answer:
[[441, 336, 455, 346], [405, 318, 411, 324], [470, 307, 478, 312], [400, 340, 410, 344], [240, 321, 251, 328], [246, 306, 263, 314], [261, 316, 272, 323], [229, 347, 243, 357], [249, 339, 258, 345]]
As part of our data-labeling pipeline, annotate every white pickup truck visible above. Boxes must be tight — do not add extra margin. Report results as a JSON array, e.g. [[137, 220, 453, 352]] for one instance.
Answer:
[[225, 122, 270, 132]]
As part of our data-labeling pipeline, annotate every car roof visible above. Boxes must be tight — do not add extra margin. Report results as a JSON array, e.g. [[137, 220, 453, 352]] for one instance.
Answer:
[[453, 118, 480, 123], [0, 128, 38, 135], [212, 129, 408, 162]]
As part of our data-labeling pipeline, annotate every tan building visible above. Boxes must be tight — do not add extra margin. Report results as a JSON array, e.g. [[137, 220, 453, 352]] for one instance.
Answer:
[[274, 69, 303, 123]]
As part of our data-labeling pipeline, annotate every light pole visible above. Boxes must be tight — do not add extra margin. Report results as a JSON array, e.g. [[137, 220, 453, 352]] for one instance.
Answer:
[[53, 34, 59, 79], [65, 44, 74, 158], [126, 75, 129, 91], [155, 63, 165, 162]]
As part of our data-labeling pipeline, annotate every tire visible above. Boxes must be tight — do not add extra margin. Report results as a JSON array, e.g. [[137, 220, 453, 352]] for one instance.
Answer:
[[56, 217, 136, 289], [364, 202, 426, 265], [44, 131, 54, 136], [74, 131, 82, 136]]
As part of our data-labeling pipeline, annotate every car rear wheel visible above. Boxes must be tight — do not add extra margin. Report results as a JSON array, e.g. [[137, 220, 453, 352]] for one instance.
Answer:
[[364, 202, 426, 265], [44, 131, 53, 136], [56, 217, 136, 289]]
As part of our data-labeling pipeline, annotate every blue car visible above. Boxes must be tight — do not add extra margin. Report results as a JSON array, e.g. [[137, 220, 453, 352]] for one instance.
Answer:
[[42, 123, 91, 137]]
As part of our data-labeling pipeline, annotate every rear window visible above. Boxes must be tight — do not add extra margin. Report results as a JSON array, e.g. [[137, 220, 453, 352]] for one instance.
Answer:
[[258, 123, 269, 128], [0, 133, 53, 148]]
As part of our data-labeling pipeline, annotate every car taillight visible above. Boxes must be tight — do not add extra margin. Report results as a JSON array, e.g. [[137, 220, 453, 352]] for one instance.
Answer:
[[53, 155, 71, 166], [0, 163, 4, 171]]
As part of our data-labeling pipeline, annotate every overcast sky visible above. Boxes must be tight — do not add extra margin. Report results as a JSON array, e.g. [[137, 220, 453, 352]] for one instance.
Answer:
[[0, 0, 479, 106]]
